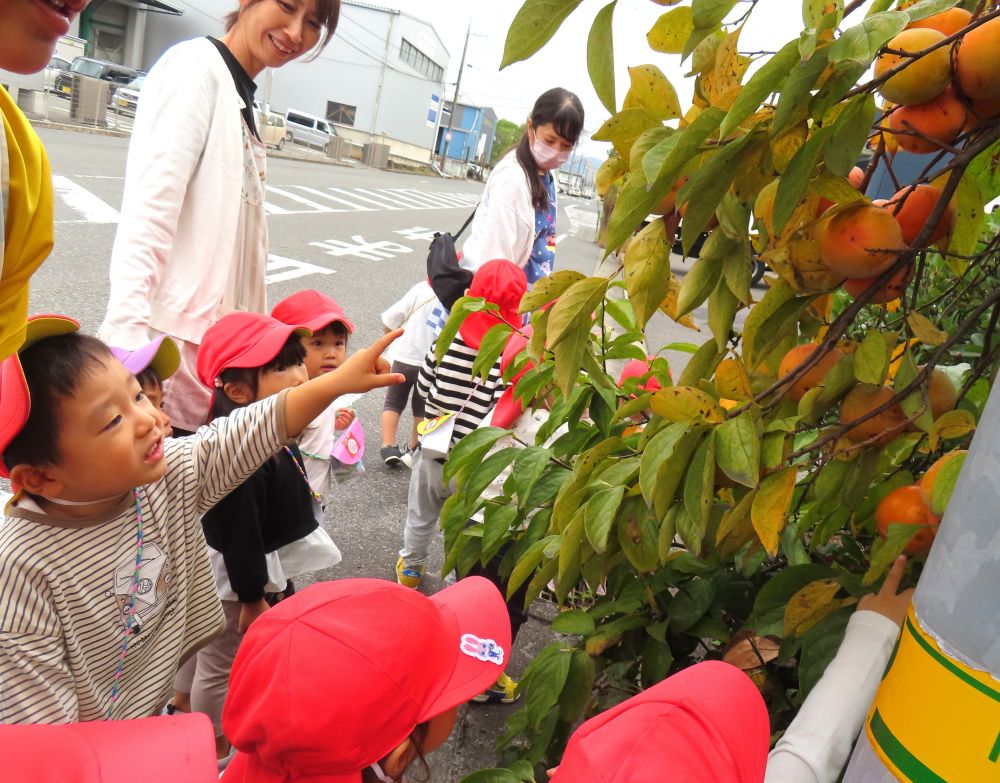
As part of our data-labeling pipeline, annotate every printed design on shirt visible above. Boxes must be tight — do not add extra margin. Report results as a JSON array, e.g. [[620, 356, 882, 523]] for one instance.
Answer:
[[106, 541, 173, 636], [426, 304, 449, 337], [526, 173, 558, 286], [460, 633, 505, 665]]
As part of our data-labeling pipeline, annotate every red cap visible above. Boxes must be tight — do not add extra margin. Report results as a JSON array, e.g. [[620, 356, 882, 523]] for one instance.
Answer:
[[458, 260, 527, 350], [549, 661, 769, 783], [196, 313, 311, 388], [618, 358, 667, 393], [222, 577, 511, 783], [0, 713, 217, 783], [492, 329, 534, 430], [0, 315, 80, 478], [271, 290, 355, 335]]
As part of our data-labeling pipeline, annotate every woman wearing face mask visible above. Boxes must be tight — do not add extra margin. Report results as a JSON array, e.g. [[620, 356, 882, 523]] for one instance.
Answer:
[[99, 0, 340, 437], [460, 88, 584, 286]]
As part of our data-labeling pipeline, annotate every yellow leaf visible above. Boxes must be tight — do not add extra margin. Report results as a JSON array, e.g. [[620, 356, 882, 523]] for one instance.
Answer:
[[887, 338, 919, 380], [750, 467, 796, 556], [929, 409, 976, 451], [761, 239, 844, 295], [650, 386, 725, 423], [701, 28, 745, 111], [659, 277, 700, 330], [906, 312, 948, 347], [783, 579, 856, 637], [592, 108, 661, 160], [715, 358, 752, 401], [647, 6, 692, 54], [596, 155, 628, 197], [771, 123, 808, 174], [623, 64, 682, 122]]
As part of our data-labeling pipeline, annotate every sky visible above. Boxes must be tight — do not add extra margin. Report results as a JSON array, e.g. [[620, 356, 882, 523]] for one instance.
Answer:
[[376, 0, 866, 158]]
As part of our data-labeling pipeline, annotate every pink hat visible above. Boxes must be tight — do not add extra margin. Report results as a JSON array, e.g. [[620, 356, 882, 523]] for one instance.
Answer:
[[0, 713, 217, 782], [222, 577, 511, 783], [196, 313, 310, 388], [549, 661, 770, 783], [110, 334, 180, 380], [458, 260, 527, 350], [492, 329, 534, 430], [0, 314, 80, 478], [271, 290, 355, 334]]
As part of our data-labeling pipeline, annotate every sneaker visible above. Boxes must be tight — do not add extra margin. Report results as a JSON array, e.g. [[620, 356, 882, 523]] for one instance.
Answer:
[[395, 557, 424, 588], [400, 445, 415, 469], [381, 445, 403, 467], [471, 672, 520, 704]]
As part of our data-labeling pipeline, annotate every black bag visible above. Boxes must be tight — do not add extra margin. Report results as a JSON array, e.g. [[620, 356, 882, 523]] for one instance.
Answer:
[[426, 207, 477, 311]]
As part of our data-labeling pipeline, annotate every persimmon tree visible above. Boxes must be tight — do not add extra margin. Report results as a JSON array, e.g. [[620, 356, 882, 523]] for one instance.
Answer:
[[444, 0, 1000, 776]]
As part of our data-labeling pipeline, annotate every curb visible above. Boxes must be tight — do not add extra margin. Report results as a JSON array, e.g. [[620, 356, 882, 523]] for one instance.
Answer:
[[30, 117, 131, 139]]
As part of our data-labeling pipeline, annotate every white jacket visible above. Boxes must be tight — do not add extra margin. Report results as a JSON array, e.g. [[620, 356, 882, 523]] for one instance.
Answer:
[[101, 37, 252, 348], [460, 151, 535, 271]]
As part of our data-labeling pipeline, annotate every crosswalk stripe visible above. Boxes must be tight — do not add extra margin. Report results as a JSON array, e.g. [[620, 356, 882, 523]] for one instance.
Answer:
[[352, 188, 408, 210], [389, 189, 463, 209], [265, 186, 339, 213], [372, 189, 438, 209], [327, 187, 401, 210], [51, 176, 120, 224], [294, 187, 374, 211]]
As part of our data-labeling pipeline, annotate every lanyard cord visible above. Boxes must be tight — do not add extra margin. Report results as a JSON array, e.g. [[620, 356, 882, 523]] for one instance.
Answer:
[[284, 446, 324, 503]]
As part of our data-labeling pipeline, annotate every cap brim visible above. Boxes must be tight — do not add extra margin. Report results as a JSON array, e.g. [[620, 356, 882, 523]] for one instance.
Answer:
[[224, 750, 361, 783], [301, 313, 356, 335], [420, 575, 511, 721], [2, 714, 218, 783], [112, 335, 181, 380], [22, 314, 80, 350], [219, 324, 311, 381]]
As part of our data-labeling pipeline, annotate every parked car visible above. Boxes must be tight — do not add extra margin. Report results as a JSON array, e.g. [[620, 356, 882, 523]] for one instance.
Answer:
[[257, 110, 288, 150], [43, 55, 71, 93], [284, 109, 335, 153], [111, 75, 145, 116], [54, 57, 138, 103]]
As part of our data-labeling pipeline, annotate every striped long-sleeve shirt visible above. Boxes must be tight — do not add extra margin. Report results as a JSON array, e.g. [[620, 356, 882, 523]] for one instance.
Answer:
[[416, 335, 505, 444], [0, 391, 290, 724]]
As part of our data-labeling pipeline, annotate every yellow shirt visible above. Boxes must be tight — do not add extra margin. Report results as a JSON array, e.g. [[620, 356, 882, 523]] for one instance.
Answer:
[[0, 85, 54, 361]]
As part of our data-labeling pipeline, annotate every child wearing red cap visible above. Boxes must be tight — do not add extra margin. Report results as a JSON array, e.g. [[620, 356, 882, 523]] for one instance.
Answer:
[[181, 311, 353, 761], [0, 314, 401, 725], [271, 289, 357, 499], [220, 576, 512, 783]]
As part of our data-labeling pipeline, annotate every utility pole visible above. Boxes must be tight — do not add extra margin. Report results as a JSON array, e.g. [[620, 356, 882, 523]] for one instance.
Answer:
[[370, 10, 399, 135], [441, 20, 471, 173]]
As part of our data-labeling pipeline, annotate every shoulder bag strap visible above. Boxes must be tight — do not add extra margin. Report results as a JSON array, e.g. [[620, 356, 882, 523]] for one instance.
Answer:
[[453, 204, 479, 241]]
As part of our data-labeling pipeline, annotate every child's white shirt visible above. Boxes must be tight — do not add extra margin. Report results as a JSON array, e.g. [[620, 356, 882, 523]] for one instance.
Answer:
[[381, 280, 439, 366], [298, 401, 342, 500], [764, 610, 901, 782]]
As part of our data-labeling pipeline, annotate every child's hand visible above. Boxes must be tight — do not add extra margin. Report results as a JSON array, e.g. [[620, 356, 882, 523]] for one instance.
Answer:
[[858, 555, 915, 627], [334, 330, 406, 394], [238, 598, 270, 634], [334, 408, 356, 430]]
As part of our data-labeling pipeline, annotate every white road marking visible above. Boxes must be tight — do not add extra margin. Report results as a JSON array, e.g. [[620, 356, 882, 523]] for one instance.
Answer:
[[265, 253, 336, 284], [563, 204, 598, 236], [395, 226, 437, 242], [555, 233, 567, 245], [51, 175, 120, 224], [311, 235, 414, 261], [295, 187, 374, 211], [352, 188, 406, 210], [265, 186, 338, 214]]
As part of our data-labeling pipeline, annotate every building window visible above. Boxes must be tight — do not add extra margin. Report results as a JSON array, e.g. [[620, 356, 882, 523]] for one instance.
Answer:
[[326, 101, 356, 127], [400, 39, 444, 83]]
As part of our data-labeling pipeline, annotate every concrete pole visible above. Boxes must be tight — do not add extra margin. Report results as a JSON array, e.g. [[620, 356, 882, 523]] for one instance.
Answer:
[[369, 10, 399, 136], [441, 19, 470, 170], [842, 376, 1000, 781]]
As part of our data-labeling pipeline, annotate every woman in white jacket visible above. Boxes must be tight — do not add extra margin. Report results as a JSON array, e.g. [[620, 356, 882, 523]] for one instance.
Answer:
[[461, 88, 584, 285], [99, 0, 340, 435]]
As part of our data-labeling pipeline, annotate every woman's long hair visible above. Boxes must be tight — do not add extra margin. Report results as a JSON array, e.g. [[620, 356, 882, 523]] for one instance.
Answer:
[[514, 87, 585, 211]]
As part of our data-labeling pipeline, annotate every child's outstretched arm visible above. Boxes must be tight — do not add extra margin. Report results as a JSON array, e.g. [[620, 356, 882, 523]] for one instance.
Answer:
[[285, 330, 404, 436], [764, 556, 913, 783]]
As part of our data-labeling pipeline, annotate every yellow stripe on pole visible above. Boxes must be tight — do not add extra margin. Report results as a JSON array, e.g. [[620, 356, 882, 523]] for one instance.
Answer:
[[866, 607, 1000, 782]]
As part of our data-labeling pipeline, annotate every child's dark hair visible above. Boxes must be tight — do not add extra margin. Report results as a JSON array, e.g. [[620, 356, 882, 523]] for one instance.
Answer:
[[3, 333, 113, 470], [316, 321, 350, 341], [516, 87, 585, 211], [136, 366, 162, 393], [206, 335, 306, 422], [224, 0, 341, 56]]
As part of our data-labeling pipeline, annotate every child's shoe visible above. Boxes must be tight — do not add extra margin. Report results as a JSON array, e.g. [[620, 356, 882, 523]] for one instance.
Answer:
[[381, 445, 404, 467], [400, 445, 415, 469], [395, 557, 424, 588], [471, 671, 520, 704]]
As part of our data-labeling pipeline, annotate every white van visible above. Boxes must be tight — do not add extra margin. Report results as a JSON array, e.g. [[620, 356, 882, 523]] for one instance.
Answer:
[[284, 109, 335, 153]]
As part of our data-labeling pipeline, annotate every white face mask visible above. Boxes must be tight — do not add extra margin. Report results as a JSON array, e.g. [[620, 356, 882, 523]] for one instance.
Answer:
[[530, 130, 572, 170], [369, 763, 397, 783]]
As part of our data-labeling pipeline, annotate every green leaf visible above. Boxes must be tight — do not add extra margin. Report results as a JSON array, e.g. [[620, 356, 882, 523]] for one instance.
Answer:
[[716, 408, 762, 487], [668, 577, 715, 632], [651, 107, 726, 193], [930, 450, 965, 516], [472, 323, 515, 382], [584, 485, 627, 553], [501, 0, 586, 69], [742, 279, 796, 368], [950, 172, 986, 258], [900, 0, 961, 24], [750, 563, 837, 630], [825, 94, 877, 177], [559, 650, 596, 724], [803, 0, 843, 29], [625, 217, 673, 328], [604, 168, 671, 257], [863, 524, 920, 585], [676, 255, 722, 318], [682, 434, 716, 545], [677, 132, 757, 252], [482, 505, 519, 564], [749, 294, 817, 369], [648, 6, 693, 54], [616, 495, 661, 573], [720, 39, 801, 138], [692, 0, 738, 28], [967, 136, 1000, 204], [444, 426, 509, 484], [460, 769, 523, 783], [548, 277, 608, 394], [855, 329, 890, 386], [435, 296, 480, 363], [522, 642, 572, 725], [829, 11, 908, 65], [588, 1, 618, 115], [894, 349, 933, 433], [773, 128, 830, 235], [654, 428, 706, 519], [551, 609, 596, 635], [708, 278, 740, 351], [507, 537, 555, 599], [678, 339, 721, 387], [521, 269, 586, 313], [773, 47, 830, 134]]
